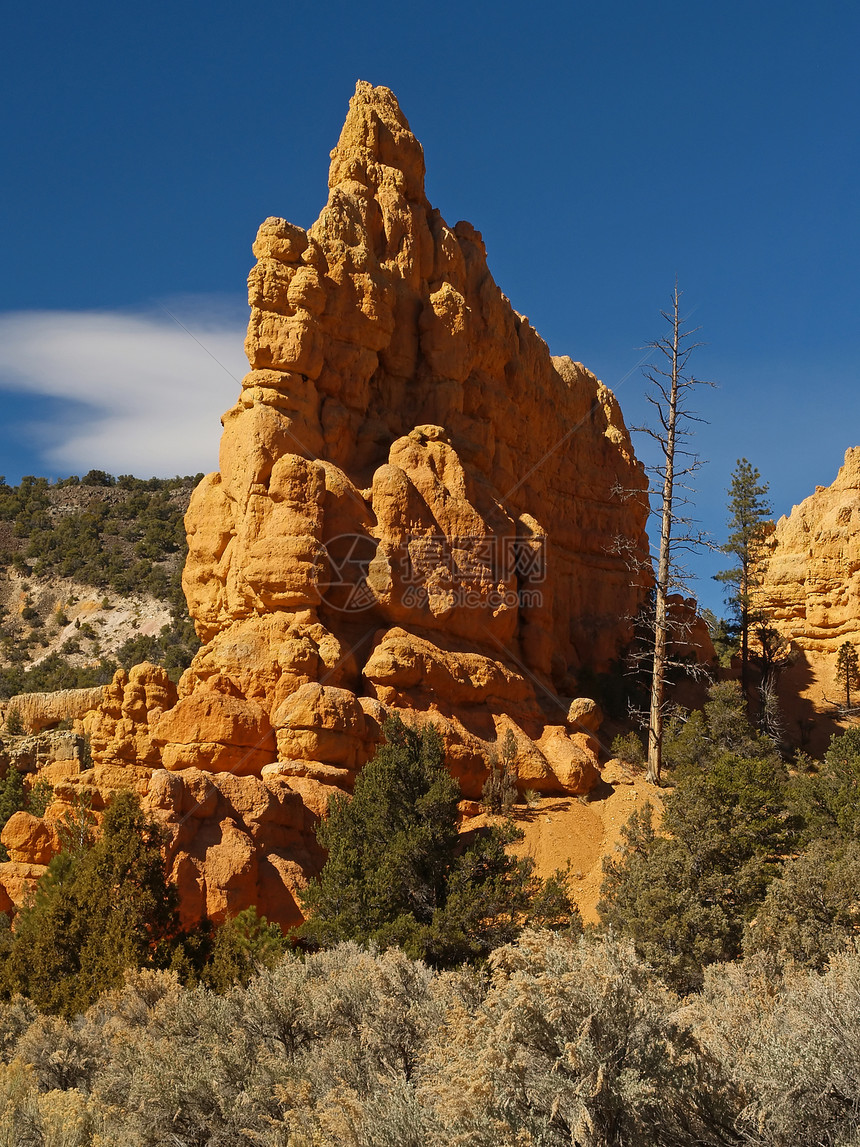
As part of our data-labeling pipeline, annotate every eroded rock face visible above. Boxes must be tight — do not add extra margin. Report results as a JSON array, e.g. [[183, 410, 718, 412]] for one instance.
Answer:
[[760, 447, 860, 657], [0, 83, 650, 928], [0, 729, 89, 782], [79, 662, 177, 770], [177, 80, 648, 793], [2, 687, 105, 735], [757, 447, 860, 729], [143, 767, 317, 929]]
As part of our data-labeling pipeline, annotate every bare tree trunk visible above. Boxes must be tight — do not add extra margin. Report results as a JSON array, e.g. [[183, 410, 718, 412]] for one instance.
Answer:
[[645, 288, 680, 785], [625, 282, 710, 784]]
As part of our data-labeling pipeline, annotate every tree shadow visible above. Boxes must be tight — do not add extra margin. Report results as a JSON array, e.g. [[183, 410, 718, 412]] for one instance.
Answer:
[[510, 799, 574, 824], [510, 779, 618, 823], [776, 649, 843, 759]]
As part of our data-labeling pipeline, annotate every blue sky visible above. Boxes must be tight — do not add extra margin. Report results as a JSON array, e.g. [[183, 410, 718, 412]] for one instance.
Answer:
[[1, 0, 858, 613]]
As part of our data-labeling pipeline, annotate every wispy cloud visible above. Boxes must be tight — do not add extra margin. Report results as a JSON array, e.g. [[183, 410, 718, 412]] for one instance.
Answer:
[[0, 302, 247, 476]]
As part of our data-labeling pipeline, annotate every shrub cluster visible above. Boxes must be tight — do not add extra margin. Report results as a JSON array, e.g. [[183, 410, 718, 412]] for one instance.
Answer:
[[0, 791, 285, 1015], [1, 677, 859, 1141], [1, 931, 860, 1145], [599, 682, 860, 991], [0, 652, 120, 699]]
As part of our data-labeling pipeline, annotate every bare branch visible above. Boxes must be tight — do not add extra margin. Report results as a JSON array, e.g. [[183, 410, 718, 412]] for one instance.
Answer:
[[627, 284, 713, 784]]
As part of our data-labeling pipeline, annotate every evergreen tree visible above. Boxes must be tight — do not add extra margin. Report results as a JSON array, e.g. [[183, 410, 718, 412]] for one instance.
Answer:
[[836, 641, 860, 710], [298, 716, 578, 966], [599, 682, 795, 991], [790, 726, 860, 843], [715, 458, 772, 700], [2, 792, 181, 1015], [745, 839, 860, 970], [0, 767, 29, 842], [4, 707, 24, 736], [201, 906, 286, 991]]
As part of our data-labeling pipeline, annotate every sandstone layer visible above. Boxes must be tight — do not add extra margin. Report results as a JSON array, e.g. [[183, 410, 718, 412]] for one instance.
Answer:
[[0, 82, 650, 928], [760, 447, 860, 657], [2, 687, 106, 736]]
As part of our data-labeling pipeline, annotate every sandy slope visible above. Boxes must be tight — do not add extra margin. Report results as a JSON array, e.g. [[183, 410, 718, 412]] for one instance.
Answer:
[[466, 771, 665, 924]]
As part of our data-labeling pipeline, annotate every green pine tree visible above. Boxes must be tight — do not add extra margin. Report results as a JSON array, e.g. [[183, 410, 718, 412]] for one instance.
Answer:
[[4, 707, 24, 736], [836, 642, 860, 710], [202, 906, 286, 991], [599, 682, 795, 991], [298, 716, 578, 966], [790, 726, 860, 844], [715, 459, 773, 701], [2, 791, 181, 1015]]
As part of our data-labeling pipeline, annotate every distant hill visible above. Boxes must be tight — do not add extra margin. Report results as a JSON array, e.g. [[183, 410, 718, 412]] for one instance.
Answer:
[[0, 471, 202, 697]]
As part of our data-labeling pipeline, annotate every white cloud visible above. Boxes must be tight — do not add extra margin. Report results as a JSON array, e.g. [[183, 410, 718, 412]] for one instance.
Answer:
[[0, 305, 248, 477]]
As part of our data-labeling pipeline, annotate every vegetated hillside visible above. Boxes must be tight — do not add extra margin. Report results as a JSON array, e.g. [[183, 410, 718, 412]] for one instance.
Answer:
[[0, 471, 202, 697], [0, 684, 856, 1145]]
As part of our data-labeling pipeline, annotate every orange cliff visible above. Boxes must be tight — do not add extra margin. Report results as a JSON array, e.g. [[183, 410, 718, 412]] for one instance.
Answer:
[[0, 82, 651, 928]]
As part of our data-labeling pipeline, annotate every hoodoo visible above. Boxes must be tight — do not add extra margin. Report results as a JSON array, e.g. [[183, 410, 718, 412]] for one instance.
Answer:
[[1, 82, 650, 926], [757, 446, 860, 739]]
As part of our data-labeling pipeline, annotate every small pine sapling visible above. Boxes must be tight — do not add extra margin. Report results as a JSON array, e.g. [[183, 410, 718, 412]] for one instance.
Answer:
[[4, 707, 25, 736], [836, 642, 860, 711], [482, 729, 518, 814]]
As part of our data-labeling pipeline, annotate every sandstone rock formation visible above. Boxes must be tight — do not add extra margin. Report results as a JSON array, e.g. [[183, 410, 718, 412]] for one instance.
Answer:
[[0, 668, 324, 927], [173, 81, 648, 795], [2, 687, 105, 735], [144, 767, 317, 930], [0, 82, 650, 928], [759, 447, 860, 657], [80, 663, 177, 772], [757, 446, 860, 736], [0, 729, 89, 784]]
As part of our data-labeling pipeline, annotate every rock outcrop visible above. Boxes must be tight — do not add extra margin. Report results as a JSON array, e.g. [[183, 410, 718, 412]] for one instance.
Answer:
[[757, 446, 860, 732], [759, 447, 860, 657], [172, 81, 648, 795], [2, 687, 105, 735], [0, 729, 89, 783], [144, 767, 317, 930], [0, 82, 650, 928]]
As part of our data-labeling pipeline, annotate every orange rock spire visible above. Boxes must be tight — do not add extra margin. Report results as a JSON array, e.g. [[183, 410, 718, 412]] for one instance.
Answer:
[[1, 83, 650, 926], [176, 80, 649, 797]]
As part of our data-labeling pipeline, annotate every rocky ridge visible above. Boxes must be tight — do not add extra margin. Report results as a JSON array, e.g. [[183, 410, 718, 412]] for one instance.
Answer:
[[0, 82, 650, 927]]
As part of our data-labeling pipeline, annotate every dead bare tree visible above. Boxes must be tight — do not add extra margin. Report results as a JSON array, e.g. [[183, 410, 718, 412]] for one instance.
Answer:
[[635, 284, 713, 784], [752, 623, 791, 742]]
